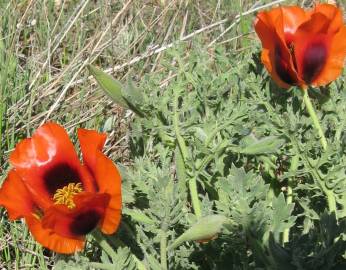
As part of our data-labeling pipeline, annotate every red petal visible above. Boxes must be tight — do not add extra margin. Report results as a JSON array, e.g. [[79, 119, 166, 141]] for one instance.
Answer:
[[293, 10, 346, 86], [41, 192, 110, 239], [0, 170, 36, 220], [280, 6, 310, 39], [255, 7, 301, 88], [312, 25, 346, 86], [77, 128, 107, 172], [308, 4, 346, 86], [9, 122, 96, 209], [101, 195, 122, 234], [26, 215, 84, 254], [313, 4, 344, 34], [78, 129, 122, 234]]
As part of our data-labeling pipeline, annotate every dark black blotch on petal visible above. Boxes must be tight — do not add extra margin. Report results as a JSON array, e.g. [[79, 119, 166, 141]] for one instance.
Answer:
[[44, 163, 81, 194], [274, 45, 297, 85], [70, 210, 101, 236], [302, 42, 327, 84]]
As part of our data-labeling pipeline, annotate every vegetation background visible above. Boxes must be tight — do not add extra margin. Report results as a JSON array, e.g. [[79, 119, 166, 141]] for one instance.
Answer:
[[1, 0, 345, 269]]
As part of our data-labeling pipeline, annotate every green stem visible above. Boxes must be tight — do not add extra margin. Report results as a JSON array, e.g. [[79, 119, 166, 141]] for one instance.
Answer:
[[283, 154, 299, 244], [302, 90, 337, 215], [253, 86, 336, 215], [302, 90, 327, 150], [92, 230, 117, 259], [290, 136, 337, 217], [89, 262, 116, 270], [92, 231, 147, 270], [326, 190, 337, 215], [173, 89, 202, 218], [160, 229, 168, 270], [267, 182, 275, 202], [189, 177, 202, 218], [173, 91, 189, 163]]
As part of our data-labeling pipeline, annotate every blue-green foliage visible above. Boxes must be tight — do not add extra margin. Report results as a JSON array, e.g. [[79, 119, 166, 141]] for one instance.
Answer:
[[87, 42, 346, 269]]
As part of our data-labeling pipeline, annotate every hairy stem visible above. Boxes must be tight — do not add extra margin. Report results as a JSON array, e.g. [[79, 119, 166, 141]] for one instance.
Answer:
[[290, 134, 337, 217], [92, 230, 117, 259], [92, 230, 147, 270], [302, 90, 336, 215], [89, 263, 117, 270], [302, 90, 327, 150], [189, 177, 202, 218], [160, 228, 168, 270], [173, 90, 202, 218], [283, 154, 299, 244]]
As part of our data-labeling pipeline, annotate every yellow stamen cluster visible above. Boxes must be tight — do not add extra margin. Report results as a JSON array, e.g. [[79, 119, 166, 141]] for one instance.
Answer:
[[53, 183, 83, 209]]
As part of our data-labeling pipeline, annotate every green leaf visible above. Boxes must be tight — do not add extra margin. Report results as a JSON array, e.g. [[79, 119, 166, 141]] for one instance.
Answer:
[[88, 65, 129, 108], [123, 209, 155, 225], [267, 234, 294, 270], [238, 135, 285, 155], [269, 193, 296, 240], [54, 254, 90, 270], [169, 215, 227, 250], [146, 255, 161, 270]]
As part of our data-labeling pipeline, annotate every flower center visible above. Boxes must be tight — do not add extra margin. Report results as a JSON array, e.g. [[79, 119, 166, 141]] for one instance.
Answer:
[[53, 183, 83, 209]]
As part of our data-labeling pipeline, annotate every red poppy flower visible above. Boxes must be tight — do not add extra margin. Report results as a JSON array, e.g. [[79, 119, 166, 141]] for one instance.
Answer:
[[0, 123, 121, 254], [254, 3, 346, 89]]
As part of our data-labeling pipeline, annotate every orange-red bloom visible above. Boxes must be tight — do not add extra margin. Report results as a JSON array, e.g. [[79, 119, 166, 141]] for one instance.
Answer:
[[254, 3, 346, 89], [0, 123, 121, 254]]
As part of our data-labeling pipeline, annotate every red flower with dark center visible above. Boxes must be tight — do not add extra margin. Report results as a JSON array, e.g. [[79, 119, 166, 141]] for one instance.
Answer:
[[254, 3, 346, 89], [0, 123, 122, 254]]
